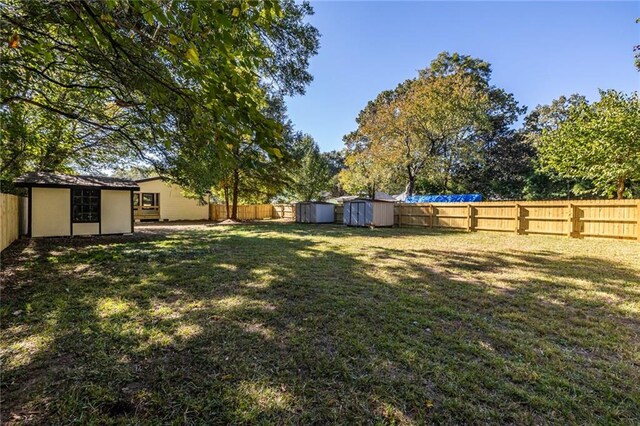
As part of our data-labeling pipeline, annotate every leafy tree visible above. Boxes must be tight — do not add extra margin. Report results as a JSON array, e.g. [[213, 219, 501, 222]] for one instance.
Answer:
[[111, 165, 156, 180], [537, 90, 640, 199], [0, 87, 134, 190], [324, 150, 345, 177], [1, 0, 319, 201], [338, 129, 401, 198], [453, 127, 535, 199], [174, 94, 295, 220], [521, 95, 593, 199], [341, 52, 525, 198], [635, 18, 640, 71], [286, 135, 332, 201], [322, 149, 346, 197]]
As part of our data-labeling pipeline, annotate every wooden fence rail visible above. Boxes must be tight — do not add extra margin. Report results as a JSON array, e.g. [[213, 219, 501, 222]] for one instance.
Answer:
[[395, 199, 640, 240], [1, 194, 26, 251]]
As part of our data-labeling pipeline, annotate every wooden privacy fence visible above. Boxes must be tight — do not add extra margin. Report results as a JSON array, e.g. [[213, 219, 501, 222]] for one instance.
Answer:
[[1, 194, 26, 251], [396, 199, 640, 240], [209, 204, 275, 221], [272, 204, 295, 220], [335, 205, 344, 223]]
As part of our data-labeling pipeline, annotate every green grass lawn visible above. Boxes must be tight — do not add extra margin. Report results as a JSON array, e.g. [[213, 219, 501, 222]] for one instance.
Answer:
[[1, 223, 639, 424]]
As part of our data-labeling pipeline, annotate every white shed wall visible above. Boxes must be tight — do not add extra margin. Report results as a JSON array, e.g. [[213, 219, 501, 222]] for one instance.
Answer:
[[32, 187, 71, 237], [102, 190, 132, 234], [295, 203, 334, 223], [73, 222, 99, 235], [315, 204, 335, 223]]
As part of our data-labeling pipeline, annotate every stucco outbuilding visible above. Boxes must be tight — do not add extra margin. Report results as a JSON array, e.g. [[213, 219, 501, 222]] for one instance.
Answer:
[[15, 172, 139, 237]]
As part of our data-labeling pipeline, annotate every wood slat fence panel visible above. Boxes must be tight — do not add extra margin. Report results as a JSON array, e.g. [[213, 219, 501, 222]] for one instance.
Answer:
[[334, 205, 343, 223], [272, 204, 295, 220], [395, 199, 639, 240], [210, 204, 277, 221], [1, 194, 25, 251]]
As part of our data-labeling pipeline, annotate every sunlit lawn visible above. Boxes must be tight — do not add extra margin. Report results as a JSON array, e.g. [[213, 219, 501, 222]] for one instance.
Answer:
[[1, 223, 639, 424]]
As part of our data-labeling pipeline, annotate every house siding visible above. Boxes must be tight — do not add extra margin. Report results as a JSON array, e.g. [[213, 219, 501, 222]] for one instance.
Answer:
[[136, 179, 209, 221]]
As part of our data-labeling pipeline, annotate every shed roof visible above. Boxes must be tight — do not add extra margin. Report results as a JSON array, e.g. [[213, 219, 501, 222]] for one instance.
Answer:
[[347, 198, 396, 203], [15, 172, 139, 190], [296, 201, 335, 205]]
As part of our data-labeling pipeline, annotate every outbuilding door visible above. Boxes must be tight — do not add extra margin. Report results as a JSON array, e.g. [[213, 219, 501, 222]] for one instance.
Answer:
[[349, 201, 366, 226], [300, 204, 309, 223]]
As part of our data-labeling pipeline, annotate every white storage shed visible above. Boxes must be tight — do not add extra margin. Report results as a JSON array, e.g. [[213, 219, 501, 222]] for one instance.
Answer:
[[295, 202, 335, 224], [343, 199, 395, 227]]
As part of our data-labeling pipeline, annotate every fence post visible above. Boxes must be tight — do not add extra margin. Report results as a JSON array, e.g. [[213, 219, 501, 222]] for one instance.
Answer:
[[568, 202, 575, 238], [467, 204, 473, 232], [514, 203, 520, 234], [637, 200, 640, 241], [429, 204, 434, 228]]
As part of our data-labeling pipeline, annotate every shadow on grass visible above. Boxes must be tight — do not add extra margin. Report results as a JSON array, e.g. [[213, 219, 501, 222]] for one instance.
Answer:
[[1, 224, 639, 424]]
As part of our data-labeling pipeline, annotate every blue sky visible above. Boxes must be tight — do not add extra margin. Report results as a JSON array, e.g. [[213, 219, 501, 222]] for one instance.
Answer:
[[285, 1, 640, 152]]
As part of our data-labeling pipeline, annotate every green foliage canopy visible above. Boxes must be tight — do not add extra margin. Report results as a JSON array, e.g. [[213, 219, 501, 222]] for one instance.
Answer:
[[538, 90, 640, 199], [286, 134, 332, 202], [340, 52, 526, 198], [1, 0, 319, 193]]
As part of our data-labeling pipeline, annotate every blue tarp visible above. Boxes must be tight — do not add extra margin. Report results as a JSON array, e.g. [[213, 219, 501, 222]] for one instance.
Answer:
[[405, 194, 483, 203]]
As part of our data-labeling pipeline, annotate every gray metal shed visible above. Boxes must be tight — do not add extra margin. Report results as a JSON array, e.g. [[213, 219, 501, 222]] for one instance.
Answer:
[[343, 199, 395, 227], [295, 202, 335, 224]]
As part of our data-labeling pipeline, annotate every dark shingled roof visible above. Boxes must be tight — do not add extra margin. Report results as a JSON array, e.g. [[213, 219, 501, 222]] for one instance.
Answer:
[[15, 172, 139, 190], [135, 176, 163, 183]]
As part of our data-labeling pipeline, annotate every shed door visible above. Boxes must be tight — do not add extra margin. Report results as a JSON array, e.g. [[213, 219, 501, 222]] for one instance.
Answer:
[[351, 201, 366, 226], [349, 202, 358, 225], [343, 203, 350, 225]]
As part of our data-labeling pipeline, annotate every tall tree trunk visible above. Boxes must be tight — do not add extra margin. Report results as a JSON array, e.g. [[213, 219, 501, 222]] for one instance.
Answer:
[[616, 176, 625, 200], [224, 184, 230, 219], [406, 165, 415, 196], [369, 182, 376, 200], [231, 168, 239, 221]]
